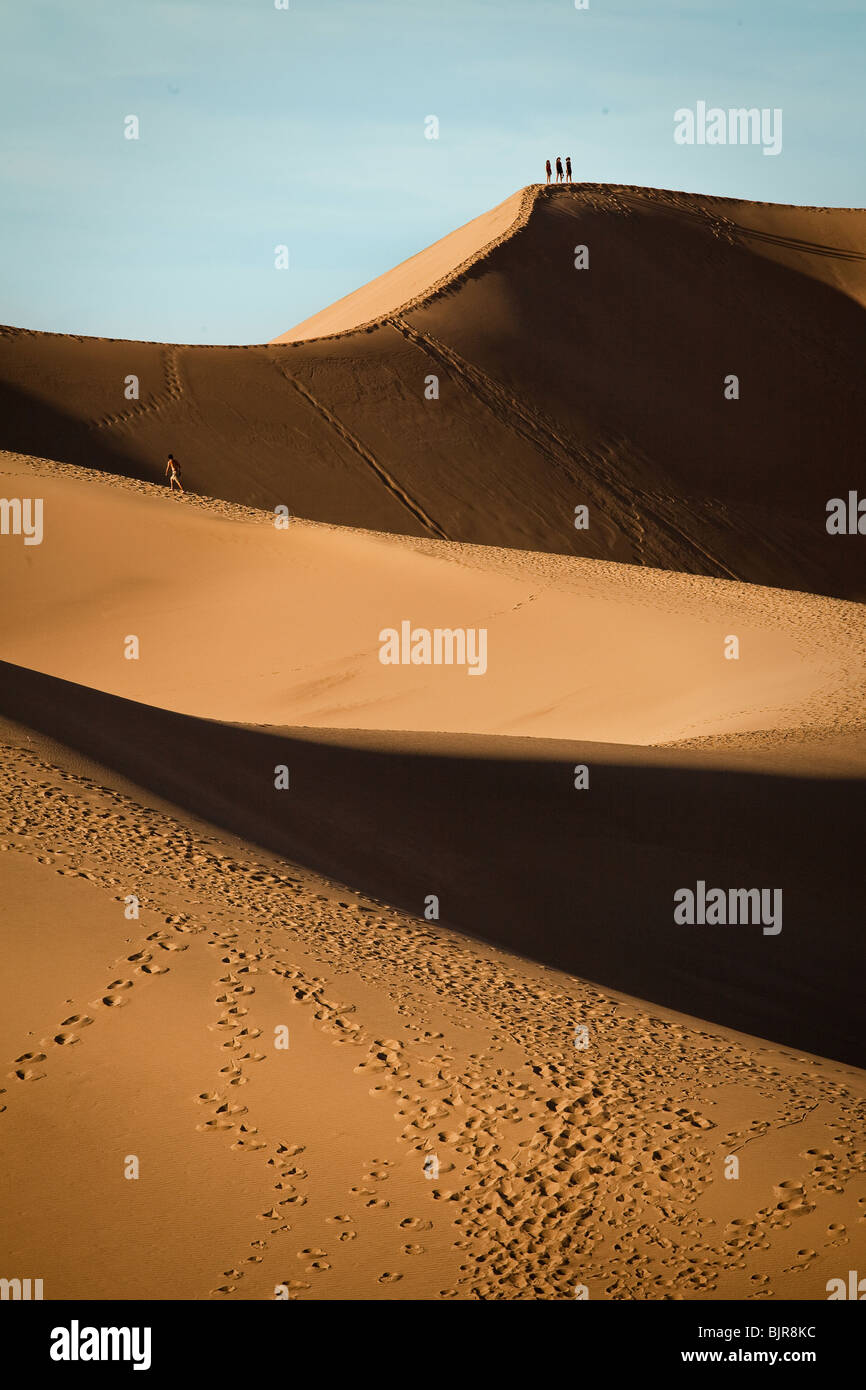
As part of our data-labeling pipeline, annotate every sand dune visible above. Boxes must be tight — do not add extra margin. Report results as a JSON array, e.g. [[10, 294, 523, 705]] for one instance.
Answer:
[[2, 716, 864, 1300], [2, 181, 865, 1304], [274, 187, 866, 341], [272, 187, 531, 343], [1, 654, 863, 1068], [2, 453, 864, 1064], [2, 185, 866, 597], [2, 455, 864, 1302], [2, 455, 864, 748]]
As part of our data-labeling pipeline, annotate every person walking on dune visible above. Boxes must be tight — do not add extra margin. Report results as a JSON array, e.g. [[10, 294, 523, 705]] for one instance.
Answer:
[[165, 453, 184, 494], [566, 156, 572, 183], [556, 156, 564, 182], [545, 158, 552, 184]]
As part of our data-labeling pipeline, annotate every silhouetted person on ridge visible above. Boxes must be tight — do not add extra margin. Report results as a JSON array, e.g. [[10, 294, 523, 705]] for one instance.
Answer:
[[165, 453, 184, 494], [555, 156, 564, 182], [545, 159, 552, 184], [566, 156, 572, 183]]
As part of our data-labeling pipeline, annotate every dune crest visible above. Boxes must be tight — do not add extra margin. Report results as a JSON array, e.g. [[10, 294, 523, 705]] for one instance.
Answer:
[[2, 186, 865, 597], [270, 186, 532, 344], [273, 183, 866, 344]]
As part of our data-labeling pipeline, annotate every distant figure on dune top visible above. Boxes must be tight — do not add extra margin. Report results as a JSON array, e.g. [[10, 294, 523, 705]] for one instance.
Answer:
[[545, 158, 552, 184], [555, 156, 564, 182], [165, 453, 184, 494], [566, 156, 572, 182]]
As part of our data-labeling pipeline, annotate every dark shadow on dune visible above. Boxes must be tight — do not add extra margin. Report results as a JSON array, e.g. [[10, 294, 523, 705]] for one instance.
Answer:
[[2, 661, 862, 1068], [0, 381, 153, 482], [412, 188, 866, 598]]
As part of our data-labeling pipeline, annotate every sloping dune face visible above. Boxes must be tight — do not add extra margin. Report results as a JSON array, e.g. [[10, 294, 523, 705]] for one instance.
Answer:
[[3, 457, 864, 746], [1, 185, 865, 598], [271, 187, 530, 343]]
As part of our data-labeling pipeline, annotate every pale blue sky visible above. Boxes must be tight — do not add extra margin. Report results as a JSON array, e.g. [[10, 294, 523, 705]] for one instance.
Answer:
[[1, 0, 863, 343]]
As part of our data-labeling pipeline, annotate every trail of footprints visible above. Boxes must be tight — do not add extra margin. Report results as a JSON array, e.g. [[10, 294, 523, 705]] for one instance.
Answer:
[[2, 737, 865, 1298], [3, 886, 195, 1092], [198, 935, 439, 1296], [90, 346, 184, 432]]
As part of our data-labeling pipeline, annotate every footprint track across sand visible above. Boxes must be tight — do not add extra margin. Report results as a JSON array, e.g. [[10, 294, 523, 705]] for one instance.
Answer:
[[198, 941, 327, 1296], [0, 885, 201, 1095]]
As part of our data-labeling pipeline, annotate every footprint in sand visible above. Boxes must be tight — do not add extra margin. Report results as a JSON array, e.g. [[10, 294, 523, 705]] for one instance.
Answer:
[[60, 1014, 93, 1028], [782, 1249, 816, 1273], [399, 1218, 433, 1231], [96, 979, 134, 1009], [220, 1071, 247, 1088], [11, 1052, 48, 1081], [378, 1272, 402, 1284]]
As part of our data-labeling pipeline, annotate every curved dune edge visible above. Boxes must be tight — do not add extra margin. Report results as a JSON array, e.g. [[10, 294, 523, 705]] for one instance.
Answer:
[[0, 658, 863, 1068], [270, 183, 866, 345], [270, 186, 535, 345], [3, 185, 865, 351], [2, 455, 865, 753]]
